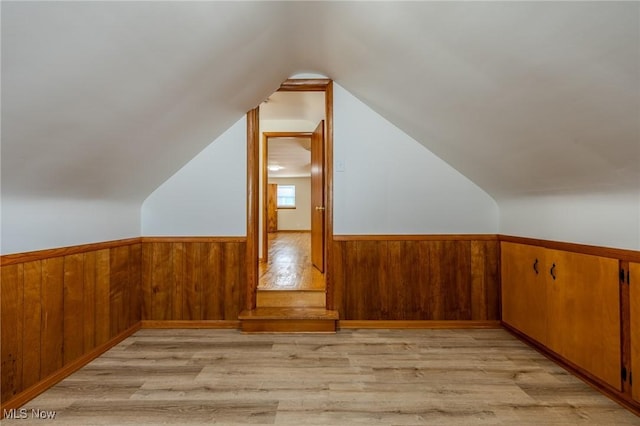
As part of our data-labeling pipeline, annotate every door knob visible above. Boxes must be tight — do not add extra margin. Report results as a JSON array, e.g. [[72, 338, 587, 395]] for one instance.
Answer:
[[315, 206, 325, 211]]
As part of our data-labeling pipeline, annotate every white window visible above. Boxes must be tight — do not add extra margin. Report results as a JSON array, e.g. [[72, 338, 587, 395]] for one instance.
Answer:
[[277, 185, 296, 208]]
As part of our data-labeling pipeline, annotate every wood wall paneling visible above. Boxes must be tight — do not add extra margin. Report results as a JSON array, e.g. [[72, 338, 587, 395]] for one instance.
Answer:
[[171, 243, 185, 320], [140, 240, 247, 322], [470, 241, 500, 320], [94, 249, 111, 346], [333, 238, 500, 321], [129, 244, 142, 326], [83, 252, 97, 354], [1, 241, 144, 406], [630, 262, 640, 403], [22, 261, 42, 390], [202, 243, 221, 320], [63, 254, 85, 365], [110, 245, 130, 336], [1, 264, 24, 402], [224, 242, 244, 319], [143, 242, 172, 320], [183, 243, 203, 320], [40, 257, 64, 380]]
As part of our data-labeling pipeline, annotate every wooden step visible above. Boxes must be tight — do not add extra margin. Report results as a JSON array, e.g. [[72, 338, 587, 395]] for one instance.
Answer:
[[239, 307, 338, 333], [256, 290, 326, 308]]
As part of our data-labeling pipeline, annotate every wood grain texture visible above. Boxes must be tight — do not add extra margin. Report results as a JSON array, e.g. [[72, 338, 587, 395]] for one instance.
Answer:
[[630, 262, 640, 403], [94, 249, 111, 346], [1, 264, 24, 402], [501, 242, 548, 343], [40, 257, 64, 379], [246, 107, 259, 310], [324, 80, 334, 310], [311, 120, 325, 273], [6, 328, 638, 424], [141, 240, 246, 322], [1, 238, 141, 266], [258, 232, 325, 291], [500, 234, 640, 263], [334, 234, 499, 241], [82, 252, 96, 354], [22, 261, 42, 390], [63, 254, 85, 365], [129, 244, 142, 326], [267, 183, 278, 233], [332, 238, 499, 321], [502, 242, 622, 391], [0, 323, 140, 415], [546, 249, 621, 390], [278, 78, 331, 91], [110, 245, 130, 336], [1, 240, 140, 406]]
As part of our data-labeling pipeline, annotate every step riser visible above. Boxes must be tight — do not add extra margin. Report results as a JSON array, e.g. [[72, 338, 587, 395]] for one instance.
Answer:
[[256, 291, 325, 308], [241, 319, 337, 333]]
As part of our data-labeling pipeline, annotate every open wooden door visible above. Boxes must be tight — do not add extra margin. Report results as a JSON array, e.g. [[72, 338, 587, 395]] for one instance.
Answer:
[[311, 120, 325, 272]]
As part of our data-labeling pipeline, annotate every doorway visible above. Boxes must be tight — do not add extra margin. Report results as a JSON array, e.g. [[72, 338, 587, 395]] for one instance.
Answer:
[[259, 131, 323, 291], [245, 79, 334, 311]]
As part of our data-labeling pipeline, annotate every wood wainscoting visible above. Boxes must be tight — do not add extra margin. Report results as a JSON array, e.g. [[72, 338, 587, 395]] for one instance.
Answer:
[[1, 239, 142, 408], [330, 235, 500, 321], [141, 237, 247, 322]]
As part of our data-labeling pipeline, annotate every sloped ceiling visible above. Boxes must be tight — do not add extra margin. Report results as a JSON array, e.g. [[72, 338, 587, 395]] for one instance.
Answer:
[[2, 1, 638, 203]]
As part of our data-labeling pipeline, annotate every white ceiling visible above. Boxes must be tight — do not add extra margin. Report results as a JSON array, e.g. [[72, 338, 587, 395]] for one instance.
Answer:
[[261, 90, 324, 178], [267, 137, 311, 178], [2, 2, 638, 203]]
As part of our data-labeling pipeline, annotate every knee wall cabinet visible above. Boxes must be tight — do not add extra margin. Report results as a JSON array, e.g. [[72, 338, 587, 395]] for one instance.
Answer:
[[631, 262, 640, 404], [501, 242, 621, 391]]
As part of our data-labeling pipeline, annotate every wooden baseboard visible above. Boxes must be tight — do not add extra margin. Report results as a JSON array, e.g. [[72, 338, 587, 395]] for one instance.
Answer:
[[502, 322, 640, 417], [140, 320, 241, 329], [0, 322, 141, 416], [338, 320, 502, 329]]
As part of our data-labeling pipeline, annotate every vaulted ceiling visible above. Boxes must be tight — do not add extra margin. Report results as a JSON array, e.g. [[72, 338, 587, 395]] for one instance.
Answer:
[[2, 2, 638, 204]]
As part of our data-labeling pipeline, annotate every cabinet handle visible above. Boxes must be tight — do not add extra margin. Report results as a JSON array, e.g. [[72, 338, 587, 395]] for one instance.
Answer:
[[550, 263, 557, 280], [533, 258, 539, 275]]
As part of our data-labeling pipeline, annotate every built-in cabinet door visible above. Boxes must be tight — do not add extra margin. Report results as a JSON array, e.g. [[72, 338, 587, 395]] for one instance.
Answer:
[[545, 249, 621, 390], [501, 242, 547, 343], [631, 262, 640, 402], [501, 242, 622, 391]]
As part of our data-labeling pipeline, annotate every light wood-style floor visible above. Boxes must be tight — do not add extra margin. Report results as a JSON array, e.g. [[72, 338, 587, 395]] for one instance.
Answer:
[[7, 328, 638, 425], [258, 232, 324, 291]]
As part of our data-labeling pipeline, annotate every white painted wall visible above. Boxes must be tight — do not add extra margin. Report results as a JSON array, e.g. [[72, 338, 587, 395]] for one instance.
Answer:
[[499, 191, 640, 250], [269, 177, 311, 231], [1, 197, 139, 254], [333, 83, 499, 234], [141, 84, 499, 240], [141, 117, 246, 236]]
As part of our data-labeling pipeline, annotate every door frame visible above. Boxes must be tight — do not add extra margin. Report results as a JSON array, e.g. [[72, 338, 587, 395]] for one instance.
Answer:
[[245, 79, 334, 311], [261, 131, 313, 263]]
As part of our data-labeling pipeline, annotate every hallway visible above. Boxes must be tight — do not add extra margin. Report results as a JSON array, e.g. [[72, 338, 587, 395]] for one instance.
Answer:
[[258, 232, 324, 291]]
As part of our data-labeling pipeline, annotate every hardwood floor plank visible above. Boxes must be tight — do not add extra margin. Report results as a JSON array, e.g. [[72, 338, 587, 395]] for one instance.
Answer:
[[258, 232, 325, 291], [7, 329, 638, 424]]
